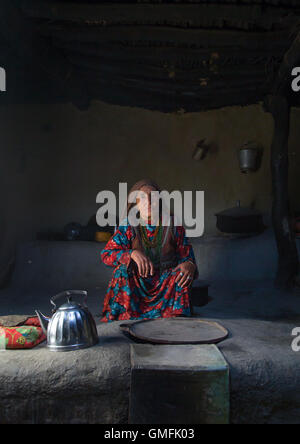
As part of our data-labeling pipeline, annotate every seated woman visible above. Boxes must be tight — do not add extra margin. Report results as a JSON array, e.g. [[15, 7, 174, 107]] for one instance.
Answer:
[[100, 179, 198, 322]]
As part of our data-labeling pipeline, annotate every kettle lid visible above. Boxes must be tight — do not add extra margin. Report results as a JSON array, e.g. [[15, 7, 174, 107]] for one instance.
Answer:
[[51, 290, 88, 312], [216, 206, 261, 218], [215, 200, 261, 219], [59, 300, 83, 311]]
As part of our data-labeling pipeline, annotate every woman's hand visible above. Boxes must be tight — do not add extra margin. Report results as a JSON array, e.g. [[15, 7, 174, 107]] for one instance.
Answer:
[[174, 261, 196, 288], [131, 250, 154, 278]]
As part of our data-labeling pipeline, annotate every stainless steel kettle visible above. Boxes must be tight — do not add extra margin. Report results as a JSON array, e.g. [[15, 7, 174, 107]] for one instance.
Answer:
[[36, 290, 99, 352]]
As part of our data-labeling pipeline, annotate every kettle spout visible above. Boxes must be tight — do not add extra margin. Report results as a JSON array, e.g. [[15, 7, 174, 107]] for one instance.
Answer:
[[35, 310, 50, 335]]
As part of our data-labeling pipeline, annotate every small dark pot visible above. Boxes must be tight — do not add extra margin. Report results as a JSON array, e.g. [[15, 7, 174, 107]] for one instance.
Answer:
[[216, 205, 265, 234], [190, 280, 211, 307]]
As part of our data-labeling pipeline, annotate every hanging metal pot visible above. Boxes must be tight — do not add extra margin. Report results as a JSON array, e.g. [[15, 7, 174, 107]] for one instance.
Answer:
[[238, 141, 261, 173]]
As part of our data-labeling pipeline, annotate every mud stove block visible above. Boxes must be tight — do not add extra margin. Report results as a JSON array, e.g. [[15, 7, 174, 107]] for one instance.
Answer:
[[129, 344, 229, 424]]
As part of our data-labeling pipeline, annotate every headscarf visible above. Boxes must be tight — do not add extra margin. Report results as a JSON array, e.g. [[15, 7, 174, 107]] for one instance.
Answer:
[[127, 179, 161, 215], [118, 179, 161, 225]]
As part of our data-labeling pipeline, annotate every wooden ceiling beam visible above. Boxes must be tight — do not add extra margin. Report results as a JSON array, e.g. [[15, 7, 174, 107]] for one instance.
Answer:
[[82, 73, 263, 111], [39, 24, 291, 51], [21, 1, 298, 31], [53, 38, 287, 63], [65, 52, 269, 83], [81, 67, 265, 97], [36, 0, 299, 5]]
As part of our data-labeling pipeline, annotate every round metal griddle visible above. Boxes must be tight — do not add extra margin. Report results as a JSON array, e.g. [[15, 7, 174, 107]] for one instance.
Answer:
[[120, 318, 229, 345]]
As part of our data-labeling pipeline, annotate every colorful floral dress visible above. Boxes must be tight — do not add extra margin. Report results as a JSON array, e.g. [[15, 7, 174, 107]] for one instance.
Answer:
[[100, 218, 198, 322]]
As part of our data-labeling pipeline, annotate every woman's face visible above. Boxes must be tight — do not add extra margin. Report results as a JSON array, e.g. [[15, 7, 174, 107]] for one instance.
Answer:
[[136, 185, 159, 222]]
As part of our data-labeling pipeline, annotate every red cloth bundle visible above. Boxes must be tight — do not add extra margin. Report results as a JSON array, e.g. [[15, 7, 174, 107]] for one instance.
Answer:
[[0, 316, 46, 350]]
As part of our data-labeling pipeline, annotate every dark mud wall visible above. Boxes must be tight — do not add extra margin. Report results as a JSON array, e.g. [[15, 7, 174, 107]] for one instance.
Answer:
[[1, 100, 300, 285]]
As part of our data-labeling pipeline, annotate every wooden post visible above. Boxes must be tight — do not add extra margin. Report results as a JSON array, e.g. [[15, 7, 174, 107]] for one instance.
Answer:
[[265, 94, 299, 289], [264, 29, 300, 289]]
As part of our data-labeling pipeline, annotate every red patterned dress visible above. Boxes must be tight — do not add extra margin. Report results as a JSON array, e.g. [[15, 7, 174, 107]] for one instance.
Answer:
[[100, 218, 198, 322]]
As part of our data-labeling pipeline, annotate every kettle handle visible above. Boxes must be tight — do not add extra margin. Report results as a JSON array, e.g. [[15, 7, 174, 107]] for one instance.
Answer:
[[50, 290, 88, 312]]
